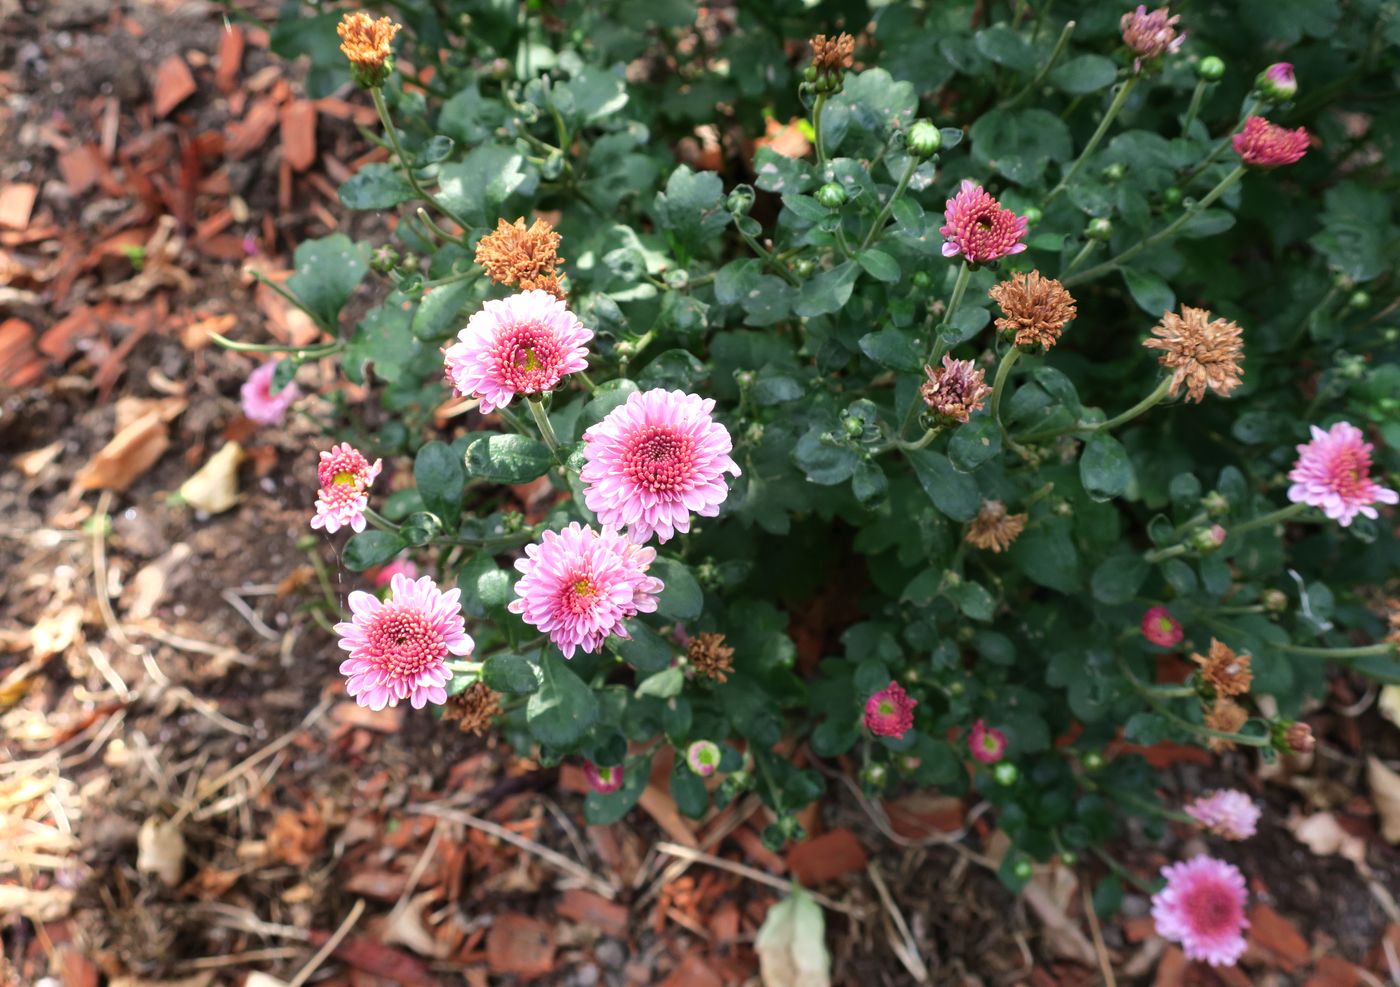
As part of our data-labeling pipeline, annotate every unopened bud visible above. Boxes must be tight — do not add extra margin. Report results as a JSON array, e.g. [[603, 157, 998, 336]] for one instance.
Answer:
[[1022, 205, 1043, 226], [993, 762, 1019, 786], [1347, 290, 1371, 309], [861, 763, 889, 789], [1256, 62, 1297, 101], [1196, 56, 1226, 81], [1191, 524, 1227, 553], [1103, 162, 1127, 182], [816, 182, 847, 209], [1086, 217, 1113, 241], [1261, 588, 1288, 612], [1082, 752, 1105, 772], [1162, 186, 1183, 206], [369, 244, 400, 273], [726, 184, 755, 216], [1013, 858, 1034, 881], [1201, 490, 1230, 517], [908, 119, 943, 158]]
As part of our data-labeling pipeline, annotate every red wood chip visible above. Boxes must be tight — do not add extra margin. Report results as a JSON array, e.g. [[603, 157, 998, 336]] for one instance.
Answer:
[[152, 54, 197, 118]]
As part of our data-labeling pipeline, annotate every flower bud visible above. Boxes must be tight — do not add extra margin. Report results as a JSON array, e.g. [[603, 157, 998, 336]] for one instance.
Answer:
[[911, 270, 932, 289], [726, 184, 756, 216], [993, 762, 1019, 786], [1022, 205, 1043, 226], [898, 754, 921, 774], [1196, 56, 1226, 81], [399, 253, 421, 274], [908, 119, 943, 158], [1102, 162, 1127, 182], [1012, 858, 1034, 881], [1190, 524, 1227, 553], [1256, 62, 1297, 101], [1082, 751, 1105, 772], [1086, 217, 1113, 241], [1347, 290, 1371, 309], [803, 65, 818, 83], [793, 259, 815, 278], [861, 763, 888, 790], [1201, 490, 1230, 517], [369, 244, 401, 273], [1162, 186, 1183, 206], [1261, 588, 1288, 612], [816, 182, 848, 209]]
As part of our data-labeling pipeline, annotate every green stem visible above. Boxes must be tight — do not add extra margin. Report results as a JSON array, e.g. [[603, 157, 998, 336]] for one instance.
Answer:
[[860, 154, 919, 250], [576, 370, 598, 393], [738, 227, 801, 287], [370, 86, 473, 235], [1228, 501, 1307, 537], [1144, 543, 1189, 563], [1044, 75, 1136, 206], [1094, 376, 1174, 431], [363, 506, 401, 533], [526, 397, 561, 453], [1061, 238, 1099, 278], [988, 345, 1024, 441], [1180, 98, 1258, 187], [812, 93, 828, 170], [1091, 846, 1157, 895], [209, 332, 342, 357], [894, 262, 972, 442], [1119, 659, 1270, 748], [248, 271, 334, 334], [1003, 19, 1076, 110], [1103, 785, 1198, 825], [1277, 640, 1397, 659], [1180, 78, 1209, 135]]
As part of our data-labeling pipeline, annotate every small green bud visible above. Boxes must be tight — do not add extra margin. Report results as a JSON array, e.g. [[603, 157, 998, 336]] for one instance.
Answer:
[[1197, 56, 1226, 81], [1103, 162, 1127, 182], [908, 119, 942, 158], [1201, 490, 1230, 517], [1261, 588, 1288, 612], [793, 259, 816, 278], [803, 65, 818, 83], [1162, 186, 1183, 206], [1086, 217, 1113, 241], [1082, 752, 1105, 772], [1022, 205, 1043, 226], [1347, 290, 1371, 309], [902, 666, 922, 686], [726, 184, 756, 216], [816, 182, 847, 209], [861, 763, 889, 788], [1059, 850, 1078, 866], [911, 271, 932, 289], [993, 762, 1019, 786], [369, 244, 400, 273], [1190, 524, 1227, 553], [956, 625, 975, 643], [898, 754, 922, 774], [399, 253, 421, 274], [947, 680, 965, 697], [943, 571, 963, 588], [1013, 858, 1034, 881], [842, 415, 864, 437]]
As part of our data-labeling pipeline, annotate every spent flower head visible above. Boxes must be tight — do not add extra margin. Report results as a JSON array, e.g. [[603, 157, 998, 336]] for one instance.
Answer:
[[1143, 305, 1244, 403], [1192, 639, 1253, 697], [1232, 116, 1310, 168], [965, 500, 1028, 553], [1186, 790, 1260, 840], [1204, 698, 1249, 751], [443, 681, 503, 735], [1287, 422, 1397, 527], [687, 631, 736, 682], [939, 180, 1029, 263], [1120, 5, 1185, 71], [809, 33, 855, 73], [920, 355, 992, 424], [337, 11, 401, 87], [989, 270, 1077, 350], [475, 217, 565, 297], [1151, 856, 1249, 966]]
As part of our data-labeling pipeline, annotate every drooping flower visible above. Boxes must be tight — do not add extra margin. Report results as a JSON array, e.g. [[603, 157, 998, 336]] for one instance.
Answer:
[[1192, 639, 1252, 697], [1286, 422, 1398, 527], [1142, 305, 1244, 403], [1284, 721, 1315, 754], [443, 681, 502, 736], [1258, 63, 1297, 101], [864, 681, 917, 739], [334, 573, 471, 711], [965, 500, 1028, 553], [686, 740, 722, 777], [1141, 606, 1184, 648], [1232, 116, 1310, 168], [336, 11, 401, 87], [373, 557, 419, 589], [920, 355, 992, 424], [508, 523, 664, 659], [583, 761, 624, 794], [969, 719, 1007, 764], [1151, 856, 1250, 966], [687, 631, 735, 683], [1203, 698, 1248, 751], [475, 217, 566, 298], [580, 389, 742, 545], [1120, 5, 1185, 71], [939, 180, 1029, 263], [240, 361, 301, 424], [1186, 790, 1260, 840], [989, 270, 1077, 350], [810, 33, 855, 73], [311, 442, 383, 534], [444, 289, 592, 414]]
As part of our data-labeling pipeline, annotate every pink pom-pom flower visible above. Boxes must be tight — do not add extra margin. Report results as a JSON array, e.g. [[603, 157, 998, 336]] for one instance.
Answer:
[[311, 442, 383, 534], [241, 360, 301, 424], [583, 761, 624, 794], [1287, 422, 1397, 527], [580, 389, 742, 545], [1185, 790, 1260, 841], [864, 681, 917, 739], [334, 572, 471, 711], [1232, 116, 1310, 168], [939, 180, 1029, 264], [968, 719, 1007, 764], [508, 522, 664, 659], [443, 289, 592, 414], [1151, 856, 1250, 967], [685, 740, 722, 777], [1141, 606, 1184, 648]]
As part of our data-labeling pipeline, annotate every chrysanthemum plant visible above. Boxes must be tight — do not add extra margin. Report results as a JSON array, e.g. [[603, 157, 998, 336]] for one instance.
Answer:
[[248, 0, 1400, 937]]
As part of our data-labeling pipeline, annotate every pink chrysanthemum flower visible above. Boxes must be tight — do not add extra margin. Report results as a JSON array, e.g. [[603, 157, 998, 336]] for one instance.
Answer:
[[1232, 116, 1310, 168], [334, 572, 471, 711], [685, 740, 722, 777], [241, 360, 301, 424], [1120, 5, 1185, 71], [583, 761, 624, 794], [1287, 422, 1398, 527], [968, 719, 1007, 764], [508, 523, 664, 658], [864, 682, 917, 739], [1151, 856, 1250, 966], [1259, 62, 1297, 101], [1186, 790, 1260, 841], [1141, 606, 1184, 648], [443, 289, 592, 414], [939, 180, 1029, 263], [581, 389, 742, 545], [373, 557, 419, 589], [311, 442, 383, 534]]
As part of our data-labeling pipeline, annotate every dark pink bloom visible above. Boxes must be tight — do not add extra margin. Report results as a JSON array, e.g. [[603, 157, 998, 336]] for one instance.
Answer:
[[1141, 606, 1184, 647], [583, 761, 624, 794], [1186, 790, 1260, 840], [968, 719, 1007, 764], [1151, 856, 1249, 966], [864, 681, 917, 739], [241, 360, 301, 424], [311, 442, 383, 534], [1232, 116, 1310, 168], [1287, 422, 1398, 526], [939, 180, 1028, 263]]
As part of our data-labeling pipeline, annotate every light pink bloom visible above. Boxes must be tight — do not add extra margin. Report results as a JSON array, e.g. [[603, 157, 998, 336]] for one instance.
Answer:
[[581, 389, 742, 545], [583, 761, 624, 794], [968, 719, 1007, 764], [507, 523, 664, 658], [334, 572, 471, 711], [373, 557, 419, 589], [939, 180, 1028, 263], [864, 682, 917, 739], [685, 740, 721, 777], [311, 442, 383, 534], [443, 289, 592, 414], [1232, 116, 1310, 168], [1151, 856, 1249, 966], [1141, 606, 1184, 648], [1287, 422, 1397, 526], [1186, 790, 1260, 840], [1120, 5, 1185, 71], [241, 360, 301, 424]]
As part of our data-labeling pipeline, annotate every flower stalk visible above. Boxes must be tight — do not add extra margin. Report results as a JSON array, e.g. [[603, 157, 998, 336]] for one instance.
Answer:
[[1045, 76, 1137, 206]]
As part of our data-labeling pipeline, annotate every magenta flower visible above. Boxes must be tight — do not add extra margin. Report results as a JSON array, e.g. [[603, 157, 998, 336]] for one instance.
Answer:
[[968, 719, 1007, 764], [310, 442, 383, 534], [507, 523, 664, 659], [583, 761, 624, 794], [864, 682, 917, 739], [685, 740, 721, 777], [1232, 116, 1310, 168], [1151, 856, 1249, 966], [1287, 422, 1398, 527], [580, 389, 742, 545], [334, 572, 471, 711], [1259, 62, 1297, 100], [443, 289, 592, 414], [939, 180, 1028, 263], [373, 557, 419, 589], [1186, 790, 1260, 841], [1141, 606, 1184, 648], [241, 360, 301, 424]]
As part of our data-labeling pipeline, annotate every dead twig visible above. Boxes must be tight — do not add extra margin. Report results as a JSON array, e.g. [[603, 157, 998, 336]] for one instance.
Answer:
[[653, 841, 864, 918], [867, 861, 929, 982], [1081, 880, 1117, 987], [287, 898, 365, 987]]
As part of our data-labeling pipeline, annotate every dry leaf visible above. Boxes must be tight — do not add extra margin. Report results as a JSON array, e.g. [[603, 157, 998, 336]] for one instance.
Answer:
[[0, 884, 74, 922], [137, 816, 187, 886], [756, 886, 831, 987], [14, 441, 62, 478], [242, 975, 290, 987], [1367, 756, 1400, 843], [178, 442, 243, 514], [73, 411, 169, 492], [1379, 685, 1400, 732], [126, 544, 192, 620], [1024, 866, 1097, 967], [31, 605, 84, 660], [383, 890, 446, 958], [1287, 810, 1369, 870]]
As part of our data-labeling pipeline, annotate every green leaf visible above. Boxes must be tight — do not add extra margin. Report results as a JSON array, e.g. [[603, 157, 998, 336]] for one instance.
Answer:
[[974, 25, 1036, 71], [1079, 433, 1135, 502], [636, 665, 685, 699], [338, 163, 416, 210], [907, 449, 980, 521], [559, 66, 628, 122], [793, 426, 859, 485], [653, 166, 728, 254], [526, 650, 599, 748], [851, 461, 888, 506], [651, 557, 703, 620], [858, 328, 922, 372], [794, 262, 859, 318], [411, 278, 474, 341], [414, 441, 466, 521], [948, 417, 1003, 473], [343, 530, 405, 571], [584, 757, 649, 825], [611, 623, 674, 674], [1049, 55, 1118, 94], [464, 434, 554, 484], [856, 248, 901, 283], [482, 654, 541, 695], [458, 554, 514, 617], [286, 234, 368, 329], [951, 581, 995, 621], [1090, 552, 1148, 604], [671, 759, 710, 818], [437, 146, 539, 227], [1008, 522, 1081, 591], [1120, 268, 1175, 317], [970, 108, 1072, 186]]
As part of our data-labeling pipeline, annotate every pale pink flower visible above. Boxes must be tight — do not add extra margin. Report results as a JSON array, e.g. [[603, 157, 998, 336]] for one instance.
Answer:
[[686, 740, 721, 777], [1287, 422, 1398, 527], [583, 761, 624, 794], [581, 389, 742, 545], [310, 442, 383, 534], [241, 360, 301, 424], [864, 682, 917, 739], [1232, 116, 1310, 168], [939, 180, 1028, 263], [1120, 5, 1185, 71], [968, 719, 1007, 764], [443, 289, 592, 414], [334, 572, 471, 711], [507, 523, 664, 658], [1186, 790, 1260, 840], [1151, 856, 1249, 966], [1141, 606, 1184, 647], [373, 557, 419, 589]]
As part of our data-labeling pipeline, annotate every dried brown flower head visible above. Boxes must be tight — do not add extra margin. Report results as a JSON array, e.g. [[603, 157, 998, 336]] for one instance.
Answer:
[[810, 33, 856, 73], [442, 681, 502, 736], [687, 632, 735, 683], [1285, 721, 1315, 754], [921, 355, 992, 424], [1204, 698, 1248, 751], [337, 12, 401, 81], [1120, 5, 1185, 66], [1191, 638, 1253, 697], [965, 500, 1028, 553], [475, 217, 565, 293], [1143, 305, 1244, 403], [989, 270, 1077, 350]]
